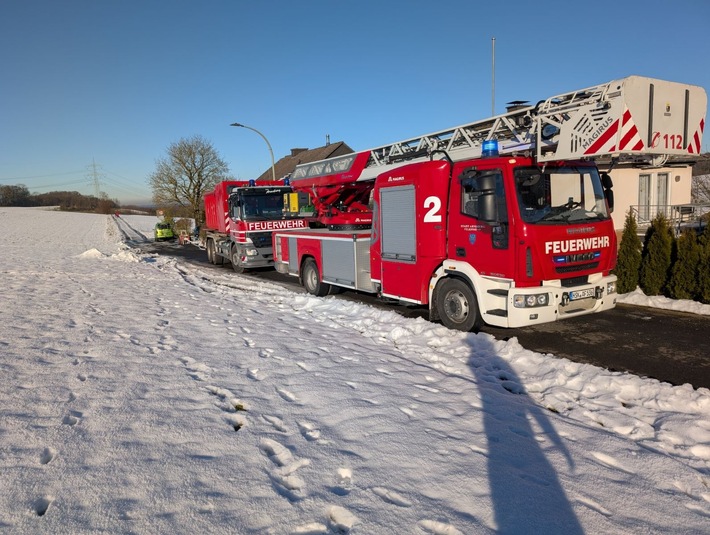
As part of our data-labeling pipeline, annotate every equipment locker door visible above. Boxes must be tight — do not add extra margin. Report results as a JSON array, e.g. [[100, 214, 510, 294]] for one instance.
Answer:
[[379, 185, 423, 302]]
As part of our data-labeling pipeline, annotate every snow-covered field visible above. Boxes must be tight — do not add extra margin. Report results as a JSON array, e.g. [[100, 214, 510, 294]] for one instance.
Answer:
[[1, 206, 709, 534]]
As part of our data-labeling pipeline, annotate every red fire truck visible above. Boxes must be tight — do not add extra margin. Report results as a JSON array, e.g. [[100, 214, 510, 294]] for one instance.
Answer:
[[273, 76, 707, 330], [203, 180, 311, 272]]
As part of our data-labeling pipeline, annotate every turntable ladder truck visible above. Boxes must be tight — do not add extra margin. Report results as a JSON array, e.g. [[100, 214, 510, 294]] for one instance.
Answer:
[[272, 75, 707, 330]]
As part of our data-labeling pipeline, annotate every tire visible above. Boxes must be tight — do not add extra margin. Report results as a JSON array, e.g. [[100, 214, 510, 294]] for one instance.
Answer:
[[208, 239, 224, 266], [231, 245, 245, 274], [435, 278, 481, 332], [301, 258, 330, 297]]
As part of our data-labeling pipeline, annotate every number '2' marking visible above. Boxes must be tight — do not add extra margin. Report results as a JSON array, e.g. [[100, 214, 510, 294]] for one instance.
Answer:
[[423, 196, 442, 223]]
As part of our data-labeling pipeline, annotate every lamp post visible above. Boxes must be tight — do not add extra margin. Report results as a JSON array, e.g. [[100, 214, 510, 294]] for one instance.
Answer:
[[230, 122, 276, 181]]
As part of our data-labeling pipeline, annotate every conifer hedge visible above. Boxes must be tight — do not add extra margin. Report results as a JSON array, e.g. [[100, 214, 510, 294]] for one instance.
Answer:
[[638, 214, 674, 296], [697, 224, 710, 304], [614, 210, 642, 294], [667, 229, 701, 300]]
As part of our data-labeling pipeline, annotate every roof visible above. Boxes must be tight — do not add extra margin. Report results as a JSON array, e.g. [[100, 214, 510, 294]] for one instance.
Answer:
[[255, 142, 354, 182]]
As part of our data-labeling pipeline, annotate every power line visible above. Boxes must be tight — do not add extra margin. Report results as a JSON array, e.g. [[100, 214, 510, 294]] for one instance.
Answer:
[[26, 179, 92, 190], [0, 170, 85, 182]]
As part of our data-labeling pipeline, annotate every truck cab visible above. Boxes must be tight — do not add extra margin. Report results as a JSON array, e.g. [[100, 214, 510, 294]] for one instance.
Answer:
[[204, 181, 312, 272], [437, 156, 617, 328]]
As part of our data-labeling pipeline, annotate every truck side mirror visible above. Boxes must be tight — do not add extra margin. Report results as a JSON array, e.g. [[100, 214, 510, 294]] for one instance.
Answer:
[[601, 173, 614, 213]]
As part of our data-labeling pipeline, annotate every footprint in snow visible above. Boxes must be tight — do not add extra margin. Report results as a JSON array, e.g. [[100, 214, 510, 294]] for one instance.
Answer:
[[275, 458, 310, 491], [263, 414, 288, 433], [277, 388, 297, 403], [40, 447, 57, 465], [684, 501, 710, 517], [247, 368, 262, 381], [327, 506, 358, 533], [414, 383, 439, 393], [259, 438, 294, 467], [332, 467, 353, 496], [590, 451, 636, 475], [399, 406, 415, 418], [77, 373, 88, 382], [372, 486, 412, 507], [574, 493, 612, 517], [225, 413, 247, 432], [298, 421, 321, 442], [33, 495, 54, 517], [418, 519, 464, 535], [291, 522, 328, 534], [62, 411, 82, 426]]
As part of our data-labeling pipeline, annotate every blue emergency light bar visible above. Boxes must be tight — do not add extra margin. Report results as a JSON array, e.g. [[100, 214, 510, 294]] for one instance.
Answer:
[[482, 139, 499, 157]]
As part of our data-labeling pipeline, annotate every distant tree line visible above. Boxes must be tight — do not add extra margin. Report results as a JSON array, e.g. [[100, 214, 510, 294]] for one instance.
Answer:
[[0, 184, 119, 214], [692, 153, 710, 176], [615, 211, 710, 303]]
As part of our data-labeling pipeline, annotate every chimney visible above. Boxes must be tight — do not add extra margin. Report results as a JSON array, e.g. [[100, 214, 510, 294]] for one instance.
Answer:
[[290, 148, 308, 157]]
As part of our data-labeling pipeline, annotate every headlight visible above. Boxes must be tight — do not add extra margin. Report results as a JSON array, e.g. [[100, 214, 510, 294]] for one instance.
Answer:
[[245, 248, 259, 256], [607, 281, 616, 295], [514, 293, 549, 308]]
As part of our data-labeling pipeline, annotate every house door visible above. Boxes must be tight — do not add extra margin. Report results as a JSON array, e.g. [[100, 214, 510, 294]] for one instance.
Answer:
[[638, 174, 651, 222], [656, 173, 669, 217]]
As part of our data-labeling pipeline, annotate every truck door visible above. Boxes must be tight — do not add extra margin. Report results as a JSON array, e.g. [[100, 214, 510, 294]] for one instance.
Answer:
[[448, 161, 516, 280]]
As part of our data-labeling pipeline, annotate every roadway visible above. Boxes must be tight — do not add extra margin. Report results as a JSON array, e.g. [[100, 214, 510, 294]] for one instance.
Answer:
[[136, 240, 710, 390]]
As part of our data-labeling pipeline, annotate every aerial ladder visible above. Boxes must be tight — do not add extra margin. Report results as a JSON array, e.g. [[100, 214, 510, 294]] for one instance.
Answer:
[[289, 75, 706, 228]]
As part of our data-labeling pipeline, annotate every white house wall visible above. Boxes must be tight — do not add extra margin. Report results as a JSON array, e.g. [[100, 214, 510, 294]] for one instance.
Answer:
[[608, 166, 692, 230]]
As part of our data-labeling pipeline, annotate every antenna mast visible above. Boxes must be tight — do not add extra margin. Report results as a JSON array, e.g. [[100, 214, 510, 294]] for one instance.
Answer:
[[491, 37, 496, 116]]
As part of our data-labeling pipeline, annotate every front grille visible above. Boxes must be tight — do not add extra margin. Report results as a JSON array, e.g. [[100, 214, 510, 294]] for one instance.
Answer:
[[249, 231, 272, 248], [556, 262, 599, 275], [560, 275, 589, 287]]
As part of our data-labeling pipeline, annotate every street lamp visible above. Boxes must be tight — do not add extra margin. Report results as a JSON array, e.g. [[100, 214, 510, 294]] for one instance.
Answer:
[[230, 122, 276, 182]]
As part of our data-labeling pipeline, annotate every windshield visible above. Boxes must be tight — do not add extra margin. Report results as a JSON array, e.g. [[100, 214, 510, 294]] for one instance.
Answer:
[[234, 192, 287, 221], [514, 166, 609, 224]]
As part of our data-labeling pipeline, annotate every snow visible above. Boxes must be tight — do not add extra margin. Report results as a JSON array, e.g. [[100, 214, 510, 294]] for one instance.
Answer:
[[1, 206, 709, 534]]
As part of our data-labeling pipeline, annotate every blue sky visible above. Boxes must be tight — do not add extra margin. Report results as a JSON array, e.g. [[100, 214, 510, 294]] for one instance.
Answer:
[[1, 0, 709, 204]]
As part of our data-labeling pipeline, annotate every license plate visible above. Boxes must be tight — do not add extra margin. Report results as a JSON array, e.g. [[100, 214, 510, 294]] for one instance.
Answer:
[[569, 288, 595, 300]]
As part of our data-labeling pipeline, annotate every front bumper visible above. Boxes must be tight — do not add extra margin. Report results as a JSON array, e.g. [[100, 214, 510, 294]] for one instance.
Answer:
[[503, 274, 617, 328]]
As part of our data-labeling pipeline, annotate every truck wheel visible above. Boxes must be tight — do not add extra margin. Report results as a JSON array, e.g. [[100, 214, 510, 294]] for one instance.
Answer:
[[435, 278, 481, 332], [208, 239, 224, 266], [206, 239, 214, 263], [302, 258, 330, 297], [231, 245, 245, 274]]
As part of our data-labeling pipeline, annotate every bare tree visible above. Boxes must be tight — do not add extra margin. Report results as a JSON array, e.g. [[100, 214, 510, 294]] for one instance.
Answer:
[[692, 174, 710, 204], [149, 135, 231, 222]]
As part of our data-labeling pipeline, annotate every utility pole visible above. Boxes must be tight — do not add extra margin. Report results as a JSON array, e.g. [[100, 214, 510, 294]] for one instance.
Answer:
[[88, 158, 103, 197]]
